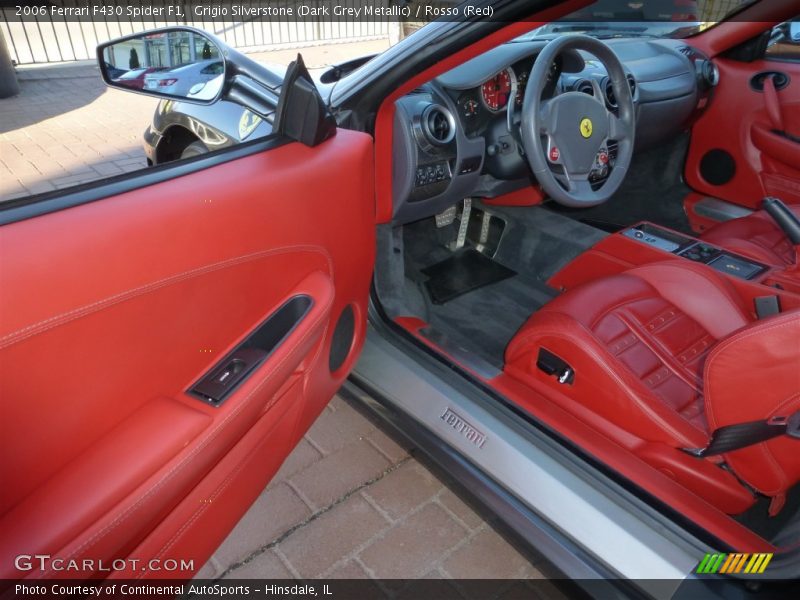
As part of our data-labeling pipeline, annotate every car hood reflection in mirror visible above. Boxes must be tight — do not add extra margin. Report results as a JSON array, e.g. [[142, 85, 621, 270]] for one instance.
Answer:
[[100, 29, 225, 104], [188, 74, 224, 101]]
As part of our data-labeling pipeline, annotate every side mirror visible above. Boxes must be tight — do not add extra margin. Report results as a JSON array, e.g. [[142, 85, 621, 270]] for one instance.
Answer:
[[97, 28, 225, 103]]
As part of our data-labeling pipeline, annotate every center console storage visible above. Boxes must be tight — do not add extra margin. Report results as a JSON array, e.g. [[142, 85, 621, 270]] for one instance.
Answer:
[[622, 223, 768, 280]]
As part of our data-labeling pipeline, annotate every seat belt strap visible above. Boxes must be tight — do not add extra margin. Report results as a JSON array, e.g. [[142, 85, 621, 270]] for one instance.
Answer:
[[684, 412, 800, 458]]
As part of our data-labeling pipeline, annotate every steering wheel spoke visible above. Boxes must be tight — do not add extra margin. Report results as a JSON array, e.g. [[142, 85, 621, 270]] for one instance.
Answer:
[[590, 79, 607, 107], [608, 111, 632, 141], [567, 176, 594, 195], [553, 170, 570, 189], [538, 98, 554, 134], [554, 170, 594, 196]]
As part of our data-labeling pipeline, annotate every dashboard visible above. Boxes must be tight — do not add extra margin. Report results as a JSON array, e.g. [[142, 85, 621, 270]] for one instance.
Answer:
[[391, 37, 718, 224]]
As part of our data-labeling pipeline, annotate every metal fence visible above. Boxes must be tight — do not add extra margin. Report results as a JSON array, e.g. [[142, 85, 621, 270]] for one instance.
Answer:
[[0, 1, 391, 65]]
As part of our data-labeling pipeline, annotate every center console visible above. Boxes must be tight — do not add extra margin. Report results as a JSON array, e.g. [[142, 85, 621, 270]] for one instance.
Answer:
[[621, 223, 769, 281], [549, 220, 800, 308]]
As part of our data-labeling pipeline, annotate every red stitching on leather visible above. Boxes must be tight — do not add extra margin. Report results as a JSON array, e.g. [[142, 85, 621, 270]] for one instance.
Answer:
[[36, 268, 335, 579], [616, 310, 706, 396], [1, 245, 333, 350], [136, 383, 301, 579]]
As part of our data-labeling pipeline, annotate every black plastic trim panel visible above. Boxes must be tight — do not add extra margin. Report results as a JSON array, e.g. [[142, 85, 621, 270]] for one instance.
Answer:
[[190, 295, 312, 406]]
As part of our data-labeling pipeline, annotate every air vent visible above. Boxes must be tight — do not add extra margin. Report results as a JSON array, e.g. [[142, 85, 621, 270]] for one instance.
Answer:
[[604, 75, 636, 108], [575, 80, 594, 95], [421, 104, 456, 146]]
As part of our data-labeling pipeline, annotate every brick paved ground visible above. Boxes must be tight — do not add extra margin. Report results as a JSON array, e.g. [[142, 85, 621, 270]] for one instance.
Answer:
[[0, 39, 390, 203], [198, 394, 564, 591], [0, 68, 157, 201]]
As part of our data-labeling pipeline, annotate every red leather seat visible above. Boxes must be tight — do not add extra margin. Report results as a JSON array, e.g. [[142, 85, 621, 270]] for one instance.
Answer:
[[505, 260, 800, 514], [700, 205, 800, 267]]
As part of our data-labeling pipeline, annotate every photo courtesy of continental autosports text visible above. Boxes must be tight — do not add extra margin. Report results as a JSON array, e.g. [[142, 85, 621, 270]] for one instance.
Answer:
[[1, 0, 800, 599], [15, 582, 335, 597]]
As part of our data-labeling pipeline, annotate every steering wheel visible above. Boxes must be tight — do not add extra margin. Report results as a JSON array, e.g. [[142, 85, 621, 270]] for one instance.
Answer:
[[520, 35, 635, 207]]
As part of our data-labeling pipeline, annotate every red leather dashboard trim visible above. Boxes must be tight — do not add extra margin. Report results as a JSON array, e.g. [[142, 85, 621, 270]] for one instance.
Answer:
[[482, 185, 545, 207]]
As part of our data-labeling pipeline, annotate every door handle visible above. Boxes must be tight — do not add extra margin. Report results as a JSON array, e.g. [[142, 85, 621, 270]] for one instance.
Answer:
[[750, 71, 790, 92], [190, 295, 313, 405], [763, 74, 785, 132]]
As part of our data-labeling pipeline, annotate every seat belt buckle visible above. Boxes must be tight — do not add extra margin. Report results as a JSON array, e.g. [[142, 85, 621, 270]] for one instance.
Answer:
[[754, 295, 781, 319], [683, 411, 800, 458]]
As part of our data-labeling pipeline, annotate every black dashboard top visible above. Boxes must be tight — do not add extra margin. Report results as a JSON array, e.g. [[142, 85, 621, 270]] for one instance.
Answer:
[[390, 37, 715, 224]]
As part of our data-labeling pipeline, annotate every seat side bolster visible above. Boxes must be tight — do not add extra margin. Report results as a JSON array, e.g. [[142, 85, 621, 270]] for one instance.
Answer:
[[505, 311, 708, 449], [704, 311, 800, 497]]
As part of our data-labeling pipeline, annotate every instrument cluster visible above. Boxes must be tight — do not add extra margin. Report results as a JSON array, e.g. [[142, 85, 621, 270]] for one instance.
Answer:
[[455, 56, 560, 136]]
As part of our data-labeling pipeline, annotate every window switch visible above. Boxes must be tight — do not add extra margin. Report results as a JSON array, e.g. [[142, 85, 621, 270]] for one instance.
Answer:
[[192, 348, 267, 403], [214, 359, 245, 386]]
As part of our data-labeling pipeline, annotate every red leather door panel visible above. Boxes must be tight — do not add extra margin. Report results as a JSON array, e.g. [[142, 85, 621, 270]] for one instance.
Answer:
[[0, 129, 375, 581], [685, 57, 800, 208]]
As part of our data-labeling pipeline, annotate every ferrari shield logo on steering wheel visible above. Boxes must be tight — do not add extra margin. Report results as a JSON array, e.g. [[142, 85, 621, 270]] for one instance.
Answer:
[[580, 117, 593, 138]]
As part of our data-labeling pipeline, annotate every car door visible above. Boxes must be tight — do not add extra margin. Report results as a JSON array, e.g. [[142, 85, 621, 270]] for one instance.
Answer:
[[0, 93, 375, 580], [685, 18, 800, 220]]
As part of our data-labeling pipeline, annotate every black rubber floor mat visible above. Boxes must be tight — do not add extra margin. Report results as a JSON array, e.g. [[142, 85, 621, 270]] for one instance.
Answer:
[[422, 248, 516, 305]]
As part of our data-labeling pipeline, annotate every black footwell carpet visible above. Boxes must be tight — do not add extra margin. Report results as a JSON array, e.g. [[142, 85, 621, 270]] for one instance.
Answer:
[[401, 206, 595, 367], [420, 271, 558, 367], [422, 248, 517, 305]]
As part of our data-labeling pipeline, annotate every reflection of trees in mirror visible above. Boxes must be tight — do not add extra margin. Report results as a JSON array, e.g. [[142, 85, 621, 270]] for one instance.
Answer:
[[105, 32, 220, 82]]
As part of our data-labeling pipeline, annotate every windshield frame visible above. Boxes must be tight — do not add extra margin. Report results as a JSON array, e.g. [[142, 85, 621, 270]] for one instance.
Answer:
[[513, 0, 762, 41]]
